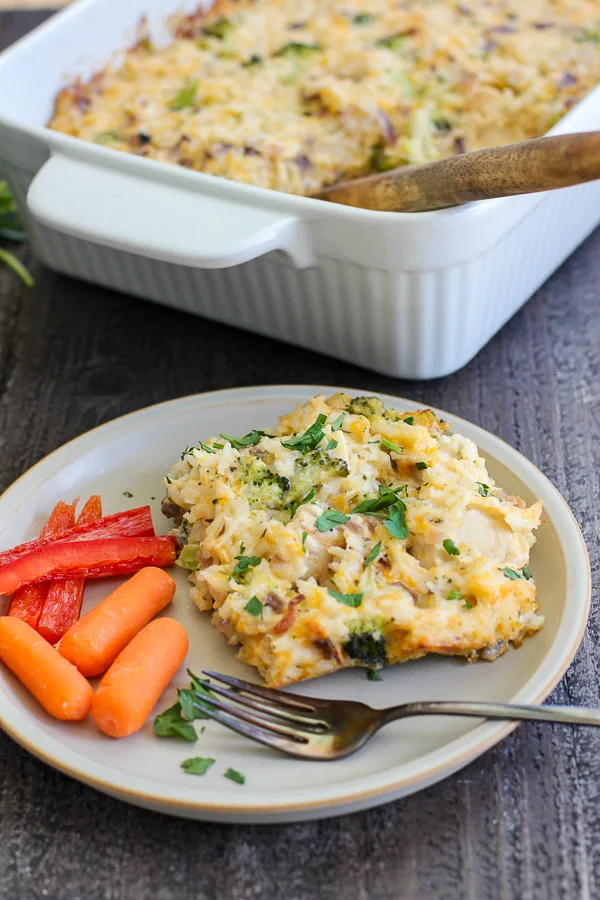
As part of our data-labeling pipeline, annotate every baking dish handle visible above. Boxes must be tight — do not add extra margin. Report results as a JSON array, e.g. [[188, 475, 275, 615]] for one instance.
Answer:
[[27, 154, 315, 269]]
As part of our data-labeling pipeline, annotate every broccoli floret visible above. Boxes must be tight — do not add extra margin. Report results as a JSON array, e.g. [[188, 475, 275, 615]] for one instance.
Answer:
[[343, 621, 388, 668], [286, 449, 349, 504], [346, 396, 386, 421], [238, 457, 290, 509]]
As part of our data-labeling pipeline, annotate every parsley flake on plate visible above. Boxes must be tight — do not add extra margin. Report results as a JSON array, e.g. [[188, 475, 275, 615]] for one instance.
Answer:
[[315, 509, 350, 532], [245, 595, 264, 617], [181, 757, 215, 775], [328, 588, 363, 607], [224, 767, 246, 784]]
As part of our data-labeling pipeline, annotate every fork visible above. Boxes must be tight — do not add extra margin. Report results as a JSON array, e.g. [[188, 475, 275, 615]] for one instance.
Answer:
[[194, 670, 600, 760]]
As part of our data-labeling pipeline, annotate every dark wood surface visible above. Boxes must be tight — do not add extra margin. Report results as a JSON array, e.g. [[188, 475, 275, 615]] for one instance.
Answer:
[[1, 11, 599, 900]]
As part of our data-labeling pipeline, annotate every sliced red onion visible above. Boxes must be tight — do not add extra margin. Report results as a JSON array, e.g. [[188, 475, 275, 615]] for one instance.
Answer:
[[376, 108, 397, 145]]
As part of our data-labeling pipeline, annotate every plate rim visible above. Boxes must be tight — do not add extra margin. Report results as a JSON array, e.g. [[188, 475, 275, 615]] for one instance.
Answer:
[[0, 385, 591, 820]]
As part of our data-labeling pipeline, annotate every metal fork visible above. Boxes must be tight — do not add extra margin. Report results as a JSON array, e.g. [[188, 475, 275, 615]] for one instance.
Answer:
[[194, 670, 600, 760]]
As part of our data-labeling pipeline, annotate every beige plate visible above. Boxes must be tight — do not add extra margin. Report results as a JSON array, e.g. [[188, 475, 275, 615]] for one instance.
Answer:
[[0, 386, 591, 823]]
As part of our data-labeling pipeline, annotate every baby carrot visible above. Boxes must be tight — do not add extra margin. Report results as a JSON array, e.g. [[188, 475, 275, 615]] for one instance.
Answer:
[[59, 567, 176, 677], [0, 617, 93, 721], [92, 617, 188, 739]]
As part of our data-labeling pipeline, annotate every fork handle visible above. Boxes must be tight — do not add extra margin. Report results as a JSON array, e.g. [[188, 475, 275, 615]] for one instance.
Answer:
[[382, 701, 600, 727]]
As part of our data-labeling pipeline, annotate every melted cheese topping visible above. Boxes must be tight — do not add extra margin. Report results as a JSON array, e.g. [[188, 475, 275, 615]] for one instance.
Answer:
[[49, 0, 600, 195], [164, 393, 543, 686]]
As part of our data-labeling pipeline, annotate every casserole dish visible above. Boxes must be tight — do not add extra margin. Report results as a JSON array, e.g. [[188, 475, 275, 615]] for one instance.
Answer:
[[0, 0, 600, 379]]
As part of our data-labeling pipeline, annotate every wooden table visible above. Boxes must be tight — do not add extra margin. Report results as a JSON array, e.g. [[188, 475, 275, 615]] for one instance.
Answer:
[[1, 11, 599, 900]]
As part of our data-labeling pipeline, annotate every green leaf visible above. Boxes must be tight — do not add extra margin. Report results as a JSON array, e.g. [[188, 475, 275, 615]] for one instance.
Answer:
[[380, 437, 403, 454], [329, 412, 346, 431], [353, 12, 375, 24], [181, 757, 216, 775], [0, 247, 34, 287], [176, 544, 200, 571], [315, 509, 350, 532], [277, 41, 322, 57], [213, 442, 225, 449], [242, 53, 263, 67], [154, 703, 197, 741], [522, 566, 533, 581], [443, 538, 460, 556], [289, 486, 317, 519], [477, 482, 490, 497], [353, 483, 405, 515], [328, 588, 363, 607], [325, 439, 338, 451], [302, 531, 308, 551], [365, 541, 382, 566], [416, 462, 428, 470], [178, 688, 199, 721], [384, 501, 408, 540], [245, 595, 264, 617], [232, 554, 261, 580], [123, 491, 133, 498], [365, 667, 383, 681], [170, 79, 198, 110], [502, 566, 532, 581], [403, 417, 414, 425], [464, 600, 474, 610], [187, 669, 214, 716], [447, 590, 463, 600], [220, 430, 265, 450], [224, 767, 246, 784], [282, 414, 327, 453], [199, 441, 215, 454]]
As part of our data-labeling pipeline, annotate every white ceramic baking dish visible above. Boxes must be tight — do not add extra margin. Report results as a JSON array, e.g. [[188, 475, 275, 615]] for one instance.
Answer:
[[1, 0, 600, 379]]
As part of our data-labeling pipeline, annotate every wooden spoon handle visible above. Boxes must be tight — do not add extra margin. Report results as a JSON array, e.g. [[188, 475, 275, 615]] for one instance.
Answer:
[[316, 132, 600, 212]]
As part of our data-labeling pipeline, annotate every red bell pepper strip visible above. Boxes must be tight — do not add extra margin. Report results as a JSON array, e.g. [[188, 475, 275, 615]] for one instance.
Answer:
[[0, 536, 177, 596], [7, 500, 77, 627], [37, 496, 103, 644], [0, 506, 154, 570]]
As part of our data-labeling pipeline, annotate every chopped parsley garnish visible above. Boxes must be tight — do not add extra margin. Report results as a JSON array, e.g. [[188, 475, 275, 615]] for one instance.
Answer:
[[315, 509, 350, 532], [181, 446, 197, 459], [464, 601, 474, 610], [232, 554, 261, 581], [375, 33, 405, 51], [365, 541, 382, 566], [443, 538, 460, 556], [245, 595, 264, 617], [122, 491, 133, 498], [365, 667, 383, 681], [242, 53, 263, 67], [403, 417, 414, 425], [502, 566, 532, 580], [380, 437, 403, 454], [282, 414, 327, 453], [391, 459, 398, 472], [220, 430, 265, 450], [325, 439, 339, 451], [289, 486, 317, 519], [165, 475, 172, 484], [447, 590, 463, 600], [154, 703, 198, 741], [202, 17, 234, 39], [199, 442, 215, 454], [224, 767, 246, 784], [187, 668, 215, 715], [213, 442, 224, 449], [181, 757, 216, 775], [277, 41, 322, 56], [329, 412, 346, 431], [416, 462, 428, 470], [302, 531, 308, 551], [477, 482, 490, 497], [353, 483, 405, 515], [384, 500, 408, 540], [353, 12, 375, 24], [328, 588, 363, 607], [170, 80, 198, 110]]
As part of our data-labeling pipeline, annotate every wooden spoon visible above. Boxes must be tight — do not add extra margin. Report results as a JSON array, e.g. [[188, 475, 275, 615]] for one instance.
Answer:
[[315, 132, 600, 212]]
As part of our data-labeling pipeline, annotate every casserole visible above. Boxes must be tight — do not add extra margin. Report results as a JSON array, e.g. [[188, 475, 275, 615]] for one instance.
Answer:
[[0, 0, 600, 379]]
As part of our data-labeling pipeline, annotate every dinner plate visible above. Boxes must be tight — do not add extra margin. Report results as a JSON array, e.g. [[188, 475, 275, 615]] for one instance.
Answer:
[[0, 386, 591, 823]]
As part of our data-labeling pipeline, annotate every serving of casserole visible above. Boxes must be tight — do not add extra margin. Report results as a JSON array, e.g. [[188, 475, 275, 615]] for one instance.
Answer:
[[49, 0, 600, 196], [163, 393, 543, 687]]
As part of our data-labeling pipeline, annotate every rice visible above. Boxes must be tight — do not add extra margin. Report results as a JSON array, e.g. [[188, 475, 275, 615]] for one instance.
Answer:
[[48, 0, 600, 196]]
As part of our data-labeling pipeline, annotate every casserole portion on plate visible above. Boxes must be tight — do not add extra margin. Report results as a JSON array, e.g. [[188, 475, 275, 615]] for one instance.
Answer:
[[163, 393, 543, 686], [48, 0, 600, 196]]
